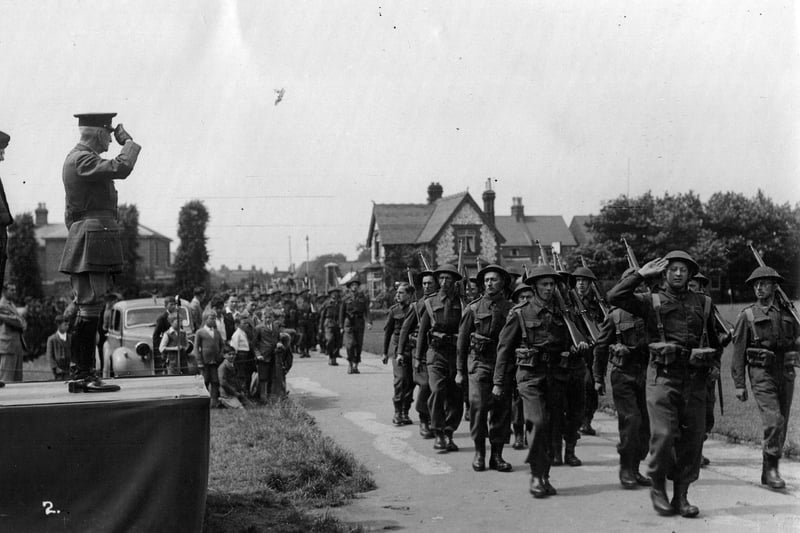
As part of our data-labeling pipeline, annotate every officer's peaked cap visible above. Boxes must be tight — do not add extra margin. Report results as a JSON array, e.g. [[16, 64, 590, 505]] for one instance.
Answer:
[[74, 113, 116, 131]]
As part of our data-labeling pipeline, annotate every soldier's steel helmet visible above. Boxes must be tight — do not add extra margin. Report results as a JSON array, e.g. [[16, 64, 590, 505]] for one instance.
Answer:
[[691, 272, 710, 286], [745, 266, 784, 285], [433, 263, 463, 281], [511, 279, 534, 300], [524, 265, 559, 285], [663, 250, 699, 276], [327, 287, 342, 294], [570, 266, 597, 283], [415, 269, 437, 286], [476, 264, 510, 288]]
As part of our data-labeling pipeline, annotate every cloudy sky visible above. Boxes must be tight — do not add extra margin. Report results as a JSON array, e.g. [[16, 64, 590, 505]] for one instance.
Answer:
[[0, 1, 796, 270]]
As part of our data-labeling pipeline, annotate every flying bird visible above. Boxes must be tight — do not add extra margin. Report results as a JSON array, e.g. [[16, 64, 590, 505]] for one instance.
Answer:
[[274, 88, 285, 106]]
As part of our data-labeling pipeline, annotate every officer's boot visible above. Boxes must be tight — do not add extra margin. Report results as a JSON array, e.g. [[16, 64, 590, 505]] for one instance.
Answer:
[[392, 402, 403, 426], [551, 440, 563, 466], [649, 477, 675, 516], [762, 454, 786, 489], [472, 439, 486, 471], [444, 430, 459, 452], [419, 419, 434, 439], [489, 442, 513, 472], [433, 431, 447, 451], [671, 482, 699, 518], [512, 429, 526, 450], [563, 442, 582, 467], [529, 469, 548, 499], [633, 461, 652, 486], [619, 456, 637, 489]]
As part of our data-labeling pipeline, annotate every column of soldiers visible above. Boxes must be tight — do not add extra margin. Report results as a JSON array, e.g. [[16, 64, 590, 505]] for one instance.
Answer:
[[380, 247, 797, 519]]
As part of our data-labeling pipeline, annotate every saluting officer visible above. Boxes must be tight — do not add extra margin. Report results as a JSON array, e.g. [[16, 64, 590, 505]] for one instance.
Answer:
[[456, 264, 513, 472], [593, 268, 652, 489], [731, 266, 799, 490], [398, 269, 438, 438], [608, 250, 721, 518], [0, 130, 13, 290], [383, 282, 414, 425], [340, 279, 372, 374], [493, 265, 571, 499], [415, 264, 463, 451], [59, 113, 140, 389]]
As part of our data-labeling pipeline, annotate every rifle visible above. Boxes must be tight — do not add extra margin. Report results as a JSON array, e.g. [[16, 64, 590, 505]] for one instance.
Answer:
[[580, 256, 611, 319], [535, 240, 587, 348], [418, 251, 432, 272], [622, 237, 640, 270], [456, 238, 468, 302], [748, 242, 800, 327], [569, 287, 600, 343], [407, 266, 415, 291]]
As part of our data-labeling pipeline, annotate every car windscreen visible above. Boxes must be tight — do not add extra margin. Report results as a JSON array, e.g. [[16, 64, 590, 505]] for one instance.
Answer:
[[125, 307, 191, 328]]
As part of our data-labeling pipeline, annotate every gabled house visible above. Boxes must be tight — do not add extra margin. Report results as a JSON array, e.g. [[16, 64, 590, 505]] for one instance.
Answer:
[[366, 182, 505, 298], [569, 215, 594, 246]]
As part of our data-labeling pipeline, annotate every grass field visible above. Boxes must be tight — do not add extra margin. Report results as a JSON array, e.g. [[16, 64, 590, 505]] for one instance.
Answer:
[[363, 302, 800, 457]]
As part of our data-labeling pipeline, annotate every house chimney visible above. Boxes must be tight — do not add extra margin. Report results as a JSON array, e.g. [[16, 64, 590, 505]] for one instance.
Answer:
[[511, 197, 525, 222], [35, 203, 48, 226], [427, 182, 443, 204], [482, 178, 495, 225]]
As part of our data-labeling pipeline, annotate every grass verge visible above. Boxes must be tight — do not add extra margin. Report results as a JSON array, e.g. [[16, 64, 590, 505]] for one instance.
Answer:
[[205, 397, 375, 532]]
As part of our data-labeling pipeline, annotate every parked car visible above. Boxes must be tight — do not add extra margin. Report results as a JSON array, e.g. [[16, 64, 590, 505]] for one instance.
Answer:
[[103, 297, 194, 378]]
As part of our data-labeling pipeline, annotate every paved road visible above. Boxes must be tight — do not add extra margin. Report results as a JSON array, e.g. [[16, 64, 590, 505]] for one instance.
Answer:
[[288, 350, 800, 532]]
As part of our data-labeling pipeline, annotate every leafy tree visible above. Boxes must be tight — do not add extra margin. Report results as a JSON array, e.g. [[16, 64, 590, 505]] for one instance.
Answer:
[[382, 244, 429, 289], [116, 204, 141, 298], [174, 200, 210, 294], [7, 212, 42, 299]]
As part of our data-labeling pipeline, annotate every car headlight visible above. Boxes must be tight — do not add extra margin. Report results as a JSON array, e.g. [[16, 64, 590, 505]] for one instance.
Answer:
[[135, 342, 152, 360]]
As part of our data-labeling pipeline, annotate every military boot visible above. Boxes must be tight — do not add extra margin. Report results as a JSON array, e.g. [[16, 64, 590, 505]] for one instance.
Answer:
[[433, 431, 448, 451], [762, 454, 786, 489], [633, 462, 652, 486], [512, 431, 526, 450], [671, 483, 699, 518], [444, 430, 459, 452], [328, 357, 338, 366], [619, 457, 637, 489], [419, 420, 434, 439], [529, 471, 548, 499], [472, 439, 486, 471], [392, 402, 403, 426], [551, 441, 563, 466], [489, 443, 513, 472], [649, 477, 675, 516], [564, 443, 582, 467], [352, 363, 360, 374], [542, 476, 557, 496], [400, 410, 413, 425]]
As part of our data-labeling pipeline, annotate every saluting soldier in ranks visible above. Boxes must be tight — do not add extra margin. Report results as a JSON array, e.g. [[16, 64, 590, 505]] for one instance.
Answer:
[[296, 289, 313, 358], [510, 279, 534, 450], [383, 283, 414, 426], [456, 264, 513, 472], [59, 113, 140, 389], [319, 287, 343, 365], [731, 265, 799, 490], [593, 268, 652, 489], [571, 266, 604, 436], [415, 264, 464, 451], [0, 131, 13, 290], [340, 279, 372, 374], [493, 265, 570, 498], [608, 251, 721, 518], [399, 269, 438, 438]]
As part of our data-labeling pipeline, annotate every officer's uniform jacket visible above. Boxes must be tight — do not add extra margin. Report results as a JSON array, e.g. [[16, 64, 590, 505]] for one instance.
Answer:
[[731, 301, 800, 389], [493, 295, 570, 389], [593, 307, 648, 383], [414, 290, 462, 364], [58, 141, 141, 274], [456, 292, 512, 374], [383, 301, 411, 356], [340, 291, 370, 327]]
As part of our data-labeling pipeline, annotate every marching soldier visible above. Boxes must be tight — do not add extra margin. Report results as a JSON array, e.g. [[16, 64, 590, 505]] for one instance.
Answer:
[[415, 264, 463, 451], [59, 113, 140, 391], [382, 283, 414, 425], [731, 265, 799, 490], [456, 264, 513, 472], [593, 268, 652, 489], [571, 266, 604, 436], [399, 269, 438, 438], [494, 265, 572, 498], [0, 130, 13, 290], [340, 279, 372, 374], [608, 251, 721, 518], [296, 289, 314, 357], [510, 279, 534, 450], [319, 287, 343, 365]]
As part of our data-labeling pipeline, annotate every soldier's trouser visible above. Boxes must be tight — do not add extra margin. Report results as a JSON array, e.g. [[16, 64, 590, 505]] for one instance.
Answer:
[[749, 364, 795, 457], [324, 326, 341, 358], [390, 338, 414, 409], [704, 377, 716, 435], [584, 363, 598, 424], [645, 364, 707, 484], [427, 346, 463, 433], [414, 362, 431, 423], [610, 366, 649, 463], [469, 355, 511, 444], [344, 317, 365, 363], [550, 363, 585, 447], [511, 379, 524, 434], [517, 366, 551, 476]]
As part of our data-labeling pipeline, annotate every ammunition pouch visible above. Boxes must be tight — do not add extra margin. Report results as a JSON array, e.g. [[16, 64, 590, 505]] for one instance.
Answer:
[[428, 331, 455, 349], [746, 348, 775, 368], [688, 347, 718, 368], [470, 332, 493, 355], [648, 342, 685, 366], [785, 351, 800, 368], [557, 350, 572, 369], [609, 344, 631, 367], [515, 347, 546, 368]]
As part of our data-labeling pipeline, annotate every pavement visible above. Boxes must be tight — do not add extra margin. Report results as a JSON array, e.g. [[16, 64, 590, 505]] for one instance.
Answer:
[[288, 350, 800, 532]]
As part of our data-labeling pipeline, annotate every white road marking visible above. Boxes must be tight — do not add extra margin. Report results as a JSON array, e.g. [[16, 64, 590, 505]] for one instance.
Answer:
[[344, 411, 453, 475], [287, 376, 339, 397]]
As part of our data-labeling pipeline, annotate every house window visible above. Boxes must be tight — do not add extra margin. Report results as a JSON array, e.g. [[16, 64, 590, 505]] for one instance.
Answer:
[[511, 248, 519, 256], [454, 226, 480, 255]]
